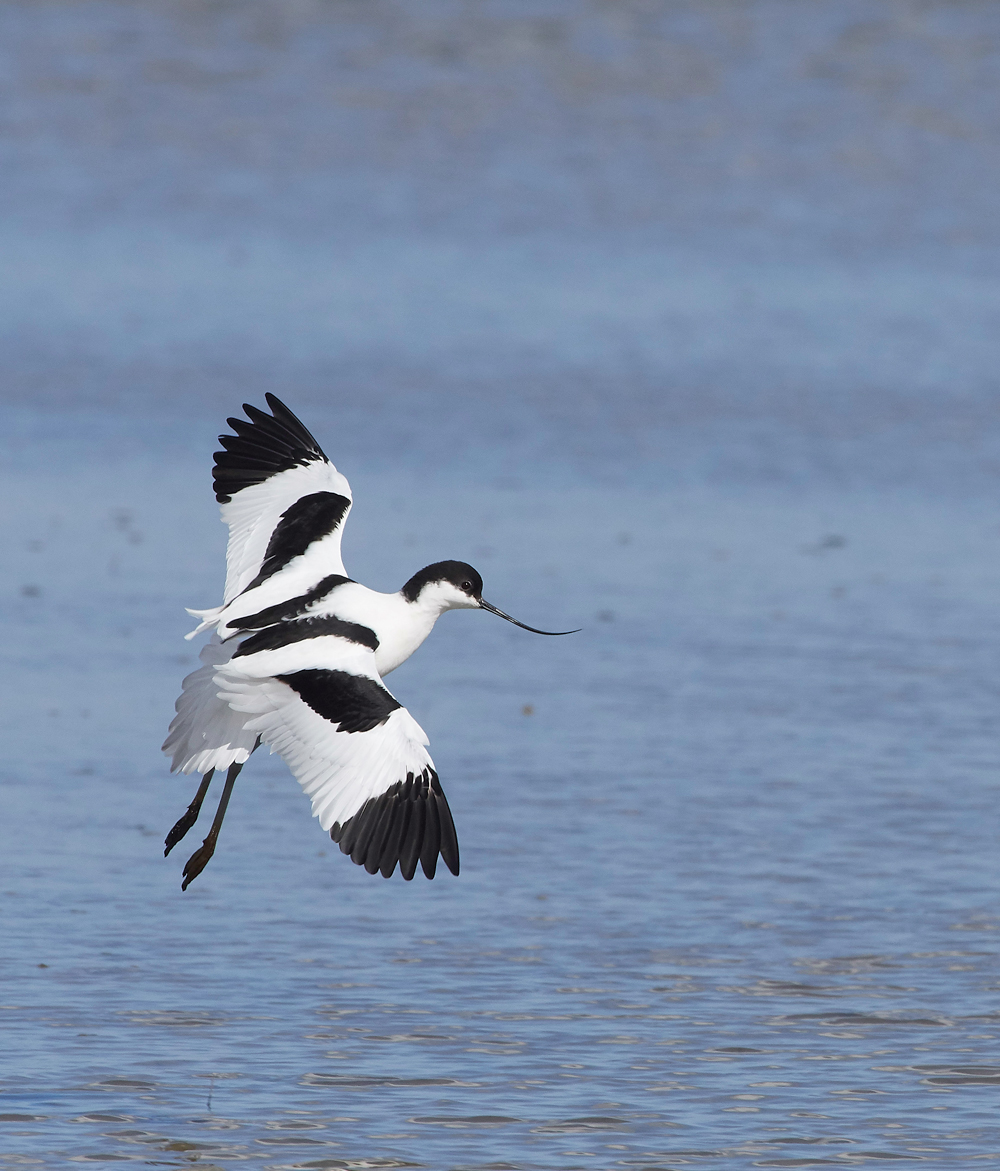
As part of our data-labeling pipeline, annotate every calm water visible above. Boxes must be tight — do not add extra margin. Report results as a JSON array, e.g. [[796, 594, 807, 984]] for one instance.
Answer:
[[3, 2, 1000, 1167]]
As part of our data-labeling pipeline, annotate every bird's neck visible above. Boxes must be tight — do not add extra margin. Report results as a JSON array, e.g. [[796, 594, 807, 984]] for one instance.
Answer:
[[371, 592, 446, 676]]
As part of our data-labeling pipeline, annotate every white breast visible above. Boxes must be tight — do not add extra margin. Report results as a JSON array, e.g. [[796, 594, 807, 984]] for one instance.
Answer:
[[317, 584, 439, 677]]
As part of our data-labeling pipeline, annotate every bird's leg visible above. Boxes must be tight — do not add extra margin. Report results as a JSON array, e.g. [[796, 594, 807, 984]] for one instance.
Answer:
[[164, 770, 214, 857], [180, 760, 243, 891]]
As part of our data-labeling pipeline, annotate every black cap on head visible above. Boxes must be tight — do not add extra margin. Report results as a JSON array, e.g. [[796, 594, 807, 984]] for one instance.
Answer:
[[401, 561, 483, 603]]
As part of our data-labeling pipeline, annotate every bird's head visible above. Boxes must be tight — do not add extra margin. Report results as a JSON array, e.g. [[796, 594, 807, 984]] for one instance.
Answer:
[[401, 560, 578, 635]]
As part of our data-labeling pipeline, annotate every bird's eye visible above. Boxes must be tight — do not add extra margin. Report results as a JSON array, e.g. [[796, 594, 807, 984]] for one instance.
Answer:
[[461, 580, 472, 591]]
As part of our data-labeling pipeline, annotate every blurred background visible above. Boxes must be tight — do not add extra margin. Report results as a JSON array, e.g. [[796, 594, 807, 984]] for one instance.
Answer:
[[3, 3, 1000, 1168], [4, 0, 1000, 483]]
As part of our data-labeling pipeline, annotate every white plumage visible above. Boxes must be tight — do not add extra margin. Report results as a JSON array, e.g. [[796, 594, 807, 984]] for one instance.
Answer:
[[162, 394, 575, 889], [162, 636, 259, 776]]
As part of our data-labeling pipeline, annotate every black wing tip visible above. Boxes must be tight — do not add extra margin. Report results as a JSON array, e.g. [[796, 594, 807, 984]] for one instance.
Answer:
[[330, 768, 459, 880], [263, 392, 299, 422], [211, 397, 329, 502]]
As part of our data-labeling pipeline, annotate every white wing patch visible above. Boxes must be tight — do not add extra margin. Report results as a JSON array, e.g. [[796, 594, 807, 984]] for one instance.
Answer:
[[217, 673, 432, 831], [220, 461, 352, 604]]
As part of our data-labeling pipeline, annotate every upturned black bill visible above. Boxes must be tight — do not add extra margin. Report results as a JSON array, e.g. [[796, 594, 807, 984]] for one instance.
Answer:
[[479, 599, 580, 636]]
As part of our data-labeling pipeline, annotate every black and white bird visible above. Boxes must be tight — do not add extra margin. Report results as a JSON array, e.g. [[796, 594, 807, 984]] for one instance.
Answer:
[[163, 395, 575, 889]]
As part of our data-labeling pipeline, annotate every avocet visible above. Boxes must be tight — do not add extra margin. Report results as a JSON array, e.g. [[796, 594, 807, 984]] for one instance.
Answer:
[[163, 395, 575, 889]]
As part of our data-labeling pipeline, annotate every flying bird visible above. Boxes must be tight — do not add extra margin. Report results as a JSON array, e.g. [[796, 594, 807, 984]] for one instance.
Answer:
[[163, 395, 576, 889]]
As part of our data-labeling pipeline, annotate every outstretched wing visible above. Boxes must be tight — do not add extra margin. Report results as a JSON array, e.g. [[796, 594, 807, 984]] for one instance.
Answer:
[[212, 394, 353, 606], [215, 634, 459, 880]]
